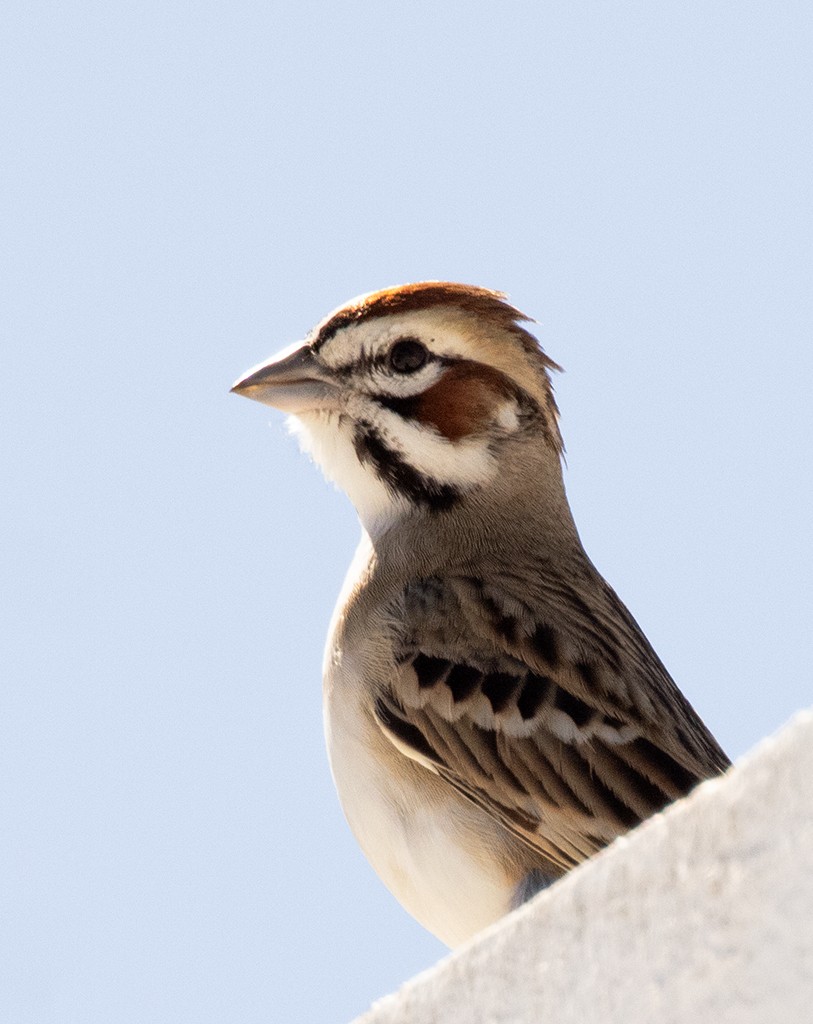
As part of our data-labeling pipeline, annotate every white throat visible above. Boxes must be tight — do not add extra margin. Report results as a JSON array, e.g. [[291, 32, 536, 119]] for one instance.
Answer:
[[288, 411, 410, 539]]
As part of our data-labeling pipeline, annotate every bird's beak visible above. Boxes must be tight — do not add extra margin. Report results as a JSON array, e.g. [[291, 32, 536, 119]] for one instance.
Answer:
[[230, 342, 339, 414]]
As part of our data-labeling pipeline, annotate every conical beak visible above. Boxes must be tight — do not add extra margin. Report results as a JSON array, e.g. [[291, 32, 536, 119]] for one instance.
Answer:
[[230, 343, 339, 414]]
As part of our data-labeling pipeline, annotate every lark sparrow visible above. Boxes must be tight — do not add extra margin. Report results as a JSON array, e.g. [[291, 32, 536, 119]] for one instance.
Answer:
[[232, 283, 730, 947]]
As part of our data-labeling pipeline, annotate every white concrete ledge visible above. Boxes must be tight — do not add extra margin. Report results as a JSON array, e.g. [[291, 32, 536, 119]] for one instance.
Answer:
[[355, 710, 813, 1024]]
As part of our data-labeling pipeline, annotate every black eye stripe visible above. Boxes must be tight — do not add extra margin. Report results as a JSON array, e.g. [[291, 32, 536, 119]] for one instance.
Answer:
[[389, 338, 428, 374]]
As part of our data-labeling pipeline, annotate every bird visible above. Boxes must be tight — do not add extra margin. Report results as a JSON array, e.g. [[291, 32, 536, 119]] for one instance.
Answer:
[[231, 282, 730, 947]]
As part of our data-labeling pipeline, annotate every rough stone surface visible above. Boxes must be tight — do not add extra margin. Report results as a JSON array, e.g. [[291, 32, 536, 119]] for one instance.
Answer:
[[353, 710, 813, 1024]]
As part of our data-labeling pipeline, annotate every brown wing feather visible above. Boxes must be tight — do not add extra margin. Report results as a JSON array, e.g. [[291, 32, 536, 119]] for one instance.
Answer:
[[374, 568, 730, 873]]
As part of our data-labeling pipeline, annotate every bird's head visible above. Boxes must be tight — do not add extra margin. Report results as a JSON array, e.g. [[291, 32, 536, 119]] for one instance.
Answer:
[[232, 283, 566, 539]]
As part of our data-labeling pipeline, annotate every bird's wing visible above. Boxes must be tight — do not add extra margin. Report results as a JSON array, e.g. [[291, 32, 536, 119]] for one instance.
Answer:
[[374, 566, 730, 871]]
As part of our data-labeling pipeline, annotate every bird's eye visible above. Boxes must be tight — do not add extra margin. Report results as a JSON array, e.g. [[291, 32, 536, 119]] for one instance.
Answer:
[[389, 338, 428, 374]]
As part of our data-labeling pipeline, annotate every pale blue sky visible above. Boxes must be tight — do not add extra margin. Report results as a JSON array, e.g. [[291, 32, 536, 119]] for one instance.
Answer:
[[2, 2, 812, 1021]]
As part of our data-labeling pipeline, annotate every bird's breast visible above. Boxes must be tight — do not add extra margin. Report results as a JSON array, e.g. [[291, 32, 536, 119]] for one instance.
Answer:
[[323, 656, 520, 947]]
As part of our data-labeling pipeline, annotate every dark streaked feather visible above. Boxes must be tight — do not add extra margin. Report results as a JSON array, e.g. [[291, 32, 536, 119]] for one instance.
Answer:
[[373, 570, 730, 875]]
